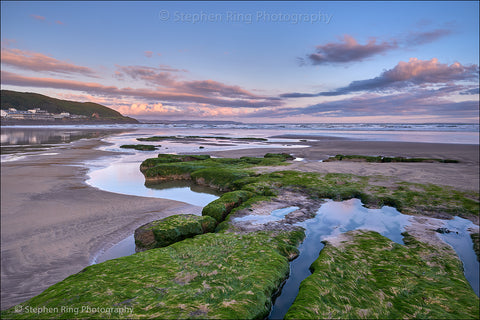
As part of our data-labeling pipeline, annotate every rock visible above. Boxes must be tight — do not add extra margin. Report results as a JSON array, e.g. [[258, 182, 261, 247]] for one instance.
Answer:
[[135, 214, 217, 250], [435, 227, 450, 234]]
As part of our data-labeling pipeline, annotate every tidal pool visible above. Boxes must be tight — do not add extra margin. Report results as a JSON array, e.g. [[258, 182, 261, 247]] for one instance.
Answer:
[[93, 235, 136, 264], [87, 161, 221, 207], [88, 160, 220, 265], [233, 206, 299, 225], [267, 199, 479, 319], [439, 217, 480, 295]]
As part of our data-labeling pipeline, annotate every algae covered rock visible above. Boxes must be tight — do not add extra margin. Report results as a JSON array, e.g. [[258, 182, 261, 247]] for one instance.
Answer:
[[3, 230, 302, 319], [285, 230, 479, 320], [119, 144, 157, 151], [202, 190, 253, 222], [134, 214, 216, 250]]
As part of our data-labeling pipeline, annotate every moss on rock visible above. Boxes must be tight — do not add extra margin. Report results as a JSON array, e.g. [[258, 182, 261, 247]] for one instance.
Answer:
[[3, 231, 304, 319], [134, 214, 217, 250], [285, 230, 479, 319], [471, 232, 480, 261], [325, 154, 460, 163], [202, 190, 254, 222], [119, 144, 157, 151]]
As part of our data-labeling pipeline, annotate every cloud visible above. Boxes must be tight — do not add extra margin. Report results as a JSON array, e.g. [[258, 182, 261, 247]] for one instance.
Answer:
[[1, 48, 97, 76], [30, 14, 46, 21], [144, 51, 153, 58], [1, 70, 282, 109], [281, 58, 479, 97], [115, 65, 177, 87], [1, 39, 17, 47], [304, 29, 452, 65], [261, 90, 479, 120], [116, 103, 181, 115], [306, 35, 398, 65], [158, 64, 188, 72], [460, 87, 480, 95], [114, 65, 277, 100], [30, 14, 65, 26], [405, 29, 452, 46], [178, 80, 263, 99]]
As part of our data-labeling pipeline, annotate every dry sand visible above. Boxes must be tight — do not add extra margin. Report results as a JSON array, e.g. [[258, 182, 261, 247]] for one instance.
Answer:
[[1, 139, 202, 309], [1, 134, 478, 309]]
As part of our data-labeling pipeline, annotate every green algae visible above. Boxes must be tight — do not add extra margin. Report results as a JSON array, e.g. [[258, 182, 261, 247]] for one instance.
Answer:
[[136, 135, 268, 142], [471, 233, 480, 261], [134, 214, 217, 250], [119, 144, 157, 151], [137, 136, 178, 141], [248, 171, 479, 222], [3, 231, 304, 319], [326, 154, 459, 163], [3, 153, 479, 319], [202, 190, 253, 222], [141, 153, 478, 221], [285, 230, 479, 319]]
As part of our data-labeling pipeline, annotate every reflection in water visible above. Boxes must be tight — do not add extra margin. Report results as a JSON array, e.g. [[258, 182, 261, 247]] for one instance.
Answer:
[[440, 217, 480, 296], [0, 127, 126, 155], [268, 199, 480, 318], [269, 199, 411, 319], [87, 162, 220, 207], [93, 235, 135, 264], [233, 206, 299, 224]]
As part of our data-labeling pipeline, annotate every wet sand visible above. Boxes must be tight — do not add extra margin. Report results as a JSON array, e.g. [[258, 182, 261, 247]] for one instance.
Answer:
[[1, 139, 202, 309]]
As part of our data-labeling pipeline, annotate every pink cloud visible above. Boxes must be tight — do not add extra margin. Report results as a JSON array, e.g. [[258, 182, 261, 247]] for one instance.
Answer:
[[1, 39, 17, 47], [115, 65, 177, 87], [270, 89, 479, 121], [114, 65, 276, 101], [116, 103, 181, 116], [282, 58, 479, 97], [383, 58, 476, 83], [55, 20, 64, 25], [304, 28, 452, 66], [1, 70, 282, 109], [1, 48, 97, 76], [144, 51, 153, 58], [307, 35, 398, 65], [179, 79, 261, 99], [30, 14, 46, 21]]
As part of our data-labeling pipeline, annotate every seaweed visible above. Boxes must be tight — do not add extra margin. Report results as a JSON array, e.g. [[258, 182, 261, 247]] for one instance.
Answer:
[[285, 230, 479, 319], [119, 144, 157, 151]]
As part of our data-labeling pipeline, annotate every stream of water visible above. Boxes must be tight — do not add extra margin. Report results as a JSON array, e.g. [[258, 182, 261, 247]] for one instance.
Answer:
[[265, 199, 479, 319]]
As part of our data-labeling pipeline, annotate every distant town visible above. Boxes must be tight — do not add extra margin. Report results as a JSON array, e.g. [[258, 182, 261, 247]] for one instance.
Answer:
[[1, 108, 90, 121]]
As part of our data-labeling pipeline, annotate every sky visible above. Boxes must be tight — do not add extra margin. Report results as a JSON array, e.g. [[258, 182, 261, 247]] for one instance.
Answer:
[[1, 1, 479, 123]]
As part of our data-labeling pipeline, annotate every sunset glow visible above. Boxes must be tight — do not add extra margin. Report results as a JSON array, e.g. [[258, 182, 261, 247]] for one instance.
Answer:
[[1, 1, 478, 123]]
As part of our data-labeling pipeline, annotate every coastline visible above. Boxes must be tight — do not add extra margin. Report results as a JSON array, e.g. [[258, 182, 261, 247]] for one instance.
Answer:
[[0, 138, 202, 310], [1, 132, 479, 310]]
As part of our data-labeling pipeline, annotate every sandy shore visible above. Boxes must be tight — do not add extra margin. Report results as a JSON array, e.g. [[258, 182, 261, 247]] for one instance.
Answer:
[[1, 139, 202, 310], [207, 137, 479, 192], [1, 133, 478, 310]]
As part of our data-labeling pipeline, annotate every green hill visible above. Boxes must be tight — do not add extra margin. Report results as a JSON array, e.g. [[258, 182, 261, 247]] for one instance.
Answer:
[[1, 90, 138, 122]]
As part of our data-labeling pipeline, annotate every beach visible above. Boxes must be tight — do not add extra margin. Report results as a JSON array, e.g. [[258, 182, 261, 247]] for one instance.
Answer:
[[1, 133, 479, 310], [208, 138, 480, 192], [0, 138, 202, 309]]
